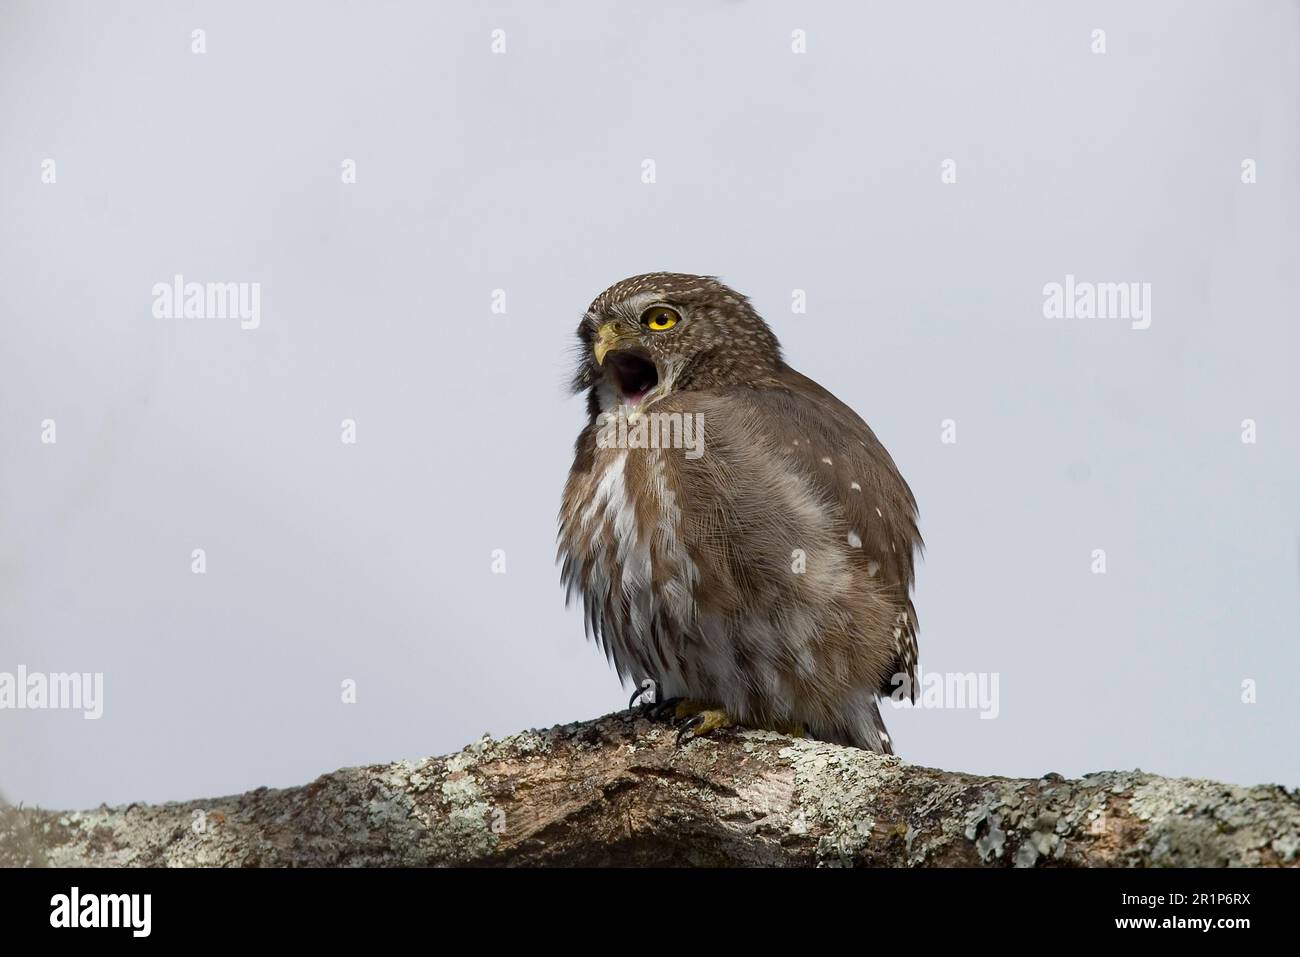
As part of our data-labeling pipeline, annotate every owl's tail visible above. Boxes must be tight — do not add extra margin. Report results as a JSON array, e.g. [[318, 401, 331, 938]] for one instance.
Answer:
[[817, 698, 895, 755], [864, 699, 895, 755]]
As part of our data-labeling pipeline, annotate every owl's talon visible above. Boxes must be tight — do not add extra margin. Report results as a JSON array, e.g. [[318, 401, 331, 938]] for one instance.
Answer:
[[628, 679, 658, 711], [627, 681, 682, 721], [676, 708, 731, 745]]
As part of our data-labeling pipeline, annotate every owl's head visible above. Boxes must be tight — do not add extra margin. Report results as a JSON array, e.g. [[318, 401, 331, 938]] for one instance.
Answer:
[[572, 273, 783, 411]]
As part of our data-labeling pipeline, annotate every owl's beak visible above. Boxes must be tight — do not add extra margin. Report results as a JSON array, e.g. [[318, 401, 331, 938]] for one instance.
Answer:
[[593, 322, 633, 366], [593, 321, 660, 405]]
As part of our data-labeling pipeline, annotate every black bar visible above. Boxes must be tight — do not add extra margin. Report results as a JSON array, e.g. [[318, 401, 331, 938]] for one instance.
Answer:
[[2, 866, 1292, 942]]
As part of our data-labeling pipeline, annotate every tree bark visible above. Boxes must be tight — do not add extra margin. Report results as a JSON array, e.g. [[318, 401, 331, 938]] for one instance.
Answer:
[[4, 712, 1298, 867]]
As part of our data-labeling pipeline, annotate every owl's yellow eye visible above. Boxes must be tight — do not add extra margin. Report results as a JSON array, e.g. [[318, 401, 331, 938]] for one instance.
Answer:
[[641, 306, 680, 332]]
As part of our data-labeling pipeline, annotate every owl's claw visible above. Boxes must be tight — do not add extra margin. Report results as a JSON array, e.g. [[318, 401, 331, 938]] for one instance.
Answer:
[[628, 679, 657, 711], [675, 705, 732, 745], [628, 680, 684, 721]]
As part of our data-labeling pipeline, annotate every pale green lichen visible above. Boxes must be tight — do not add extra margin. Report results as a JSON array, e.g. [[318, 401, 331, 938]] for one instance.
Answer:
[[1127, 777, 1300, 867], [965, 804, 1006, 862], [508, 729, 552, 756], [774, 735, 901, 865], [412, 750, 499, 864]]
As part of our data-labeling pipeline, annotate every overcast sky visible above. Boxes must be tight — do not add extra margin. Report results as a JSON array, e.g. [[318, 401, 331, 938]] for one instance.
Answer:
[[2, 0, 1297, 810]]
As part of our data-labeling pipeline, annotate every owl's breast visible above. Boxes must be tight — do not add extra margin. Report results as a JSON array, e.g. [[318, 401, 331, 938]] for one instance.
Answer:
[[558, 444, 699, 689]]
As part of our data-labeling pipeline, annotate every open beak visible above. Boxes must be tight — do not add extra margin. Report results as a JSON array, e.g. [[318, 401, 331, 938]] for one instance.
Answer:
[[592, 322, 660, 406], [593, 322, 629, 366]]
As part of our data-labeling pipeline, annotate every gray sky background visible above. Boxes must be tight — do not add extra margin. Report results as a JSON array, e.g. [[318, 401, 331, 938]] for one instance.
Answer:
[[2, 0, 1297, 810]]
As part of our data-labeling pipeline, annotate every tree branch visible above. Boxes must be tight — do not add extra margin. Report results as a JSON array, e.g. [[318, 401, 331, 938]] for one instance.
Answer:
[[5, 712, 1298, 867]]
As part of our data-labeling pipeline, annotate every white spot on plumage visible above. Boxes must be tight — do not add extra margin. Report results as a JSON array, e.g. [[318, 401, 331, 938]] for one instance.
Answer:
[[850, 481, 861, 491], [580, 452, 627, 528], [821, 456, 833, 465], [847, 531, 862, 548]]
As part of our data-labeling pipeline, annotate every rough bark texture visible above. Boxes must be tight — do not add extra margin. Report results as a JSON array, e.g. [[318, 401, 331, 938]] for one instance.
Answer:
[[4, 711, 1299, 867]]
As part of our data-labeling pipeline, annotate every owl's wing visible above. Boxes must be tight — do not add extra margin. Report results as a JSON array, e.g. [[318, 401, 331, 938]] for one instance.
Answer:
[[730, 366, 923, 700]]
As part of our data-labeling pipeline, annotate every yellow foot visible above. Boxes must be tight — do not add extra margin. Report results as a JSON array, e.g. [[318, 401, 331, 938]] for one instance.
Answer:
[[674, 702, 731, 745], [671, 701, 805, 743], [673, 699, 710, 720]]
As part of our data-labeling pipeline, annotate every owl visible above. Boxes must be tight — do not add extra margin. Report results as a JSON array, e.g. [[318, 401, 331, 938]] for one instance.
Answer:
[[558, 273, 921, 753]]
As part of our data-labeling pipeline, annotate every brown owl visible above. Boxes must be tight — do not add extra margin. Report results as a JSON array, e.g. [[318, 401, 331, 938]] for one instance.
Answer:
[[558, 273, 921, 753]]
